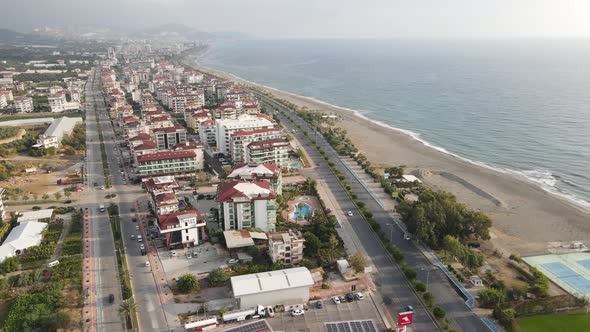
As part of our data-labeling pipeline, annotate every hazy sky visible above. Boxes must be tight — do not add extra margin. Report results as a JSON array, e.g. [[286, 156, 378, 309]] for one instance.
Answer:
[[2, 0, 590, 38]]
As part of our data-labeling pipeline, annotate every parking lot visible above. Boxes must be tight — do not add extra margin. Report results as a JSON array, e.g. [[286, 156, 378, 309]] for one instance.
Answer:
[[264, 292, 387, 332], [158, 242, 231, 280]]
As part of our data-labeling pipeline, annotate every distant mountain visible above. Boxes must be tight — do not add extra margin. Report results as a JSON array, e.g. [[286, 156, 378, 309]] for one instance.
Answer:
[[0, 28, 55, 45], [131, 23, 248, 41]]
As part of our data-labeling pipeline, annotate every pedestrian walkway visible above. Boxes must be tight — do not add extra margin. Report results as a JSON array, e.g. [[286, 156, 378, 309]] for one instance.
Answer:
[[82, 208, 97, 332]]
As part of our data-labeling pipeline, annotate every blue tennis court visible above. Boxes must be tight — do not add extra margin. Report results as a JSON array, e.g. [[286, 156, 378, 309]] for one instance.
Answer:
[[576, 259, 590, 270], [541, 262, 590, 294]]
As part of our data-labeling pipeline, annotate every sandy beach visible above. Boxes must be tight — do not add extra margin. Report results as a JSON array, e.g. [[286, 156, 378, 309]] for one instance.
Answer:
[[189, 61, 590, 256]]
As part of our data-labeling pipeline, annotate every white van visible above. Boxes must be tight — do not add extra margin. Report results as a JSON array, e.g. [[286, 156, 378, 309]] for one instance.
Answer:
[[48, 260, 60, 268]]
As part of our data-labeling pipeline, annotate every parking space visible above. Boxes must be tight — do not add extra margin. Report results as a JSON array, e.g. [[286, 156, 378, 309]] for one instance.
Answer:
[[158, 242, 231, 280], [265, 293, 387, 332]]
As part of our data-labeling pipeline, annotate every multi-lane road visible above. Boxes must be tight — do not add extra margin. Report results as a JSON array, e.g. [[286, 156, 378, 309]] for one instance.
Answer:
[[85, 68, 172, 331], [257, 93, 490, 332]]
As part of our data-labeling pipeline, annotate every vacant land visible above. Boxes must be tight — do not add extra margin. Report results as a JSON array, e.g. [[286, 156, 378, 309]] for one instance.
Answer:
[[519, 312, 590, 332]]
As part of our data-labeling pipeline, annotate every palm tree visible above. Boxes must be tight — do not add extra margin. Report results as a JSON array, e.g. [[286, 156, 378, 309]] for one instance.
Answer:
[[119, 298, 137, 321]]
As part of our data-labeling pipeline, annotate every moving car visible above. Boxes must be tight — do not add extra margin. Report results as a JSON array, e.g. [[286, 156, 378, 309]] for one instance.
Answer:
[[291, 309, 304, 316], [187, 253, 192, 259], [403, 234, 411, 241], [130, 235, 135, 240], [139, 244, 145, 250], [347, 211, 353, 217], [135, 225, 139, 231], [406, 305, 414, 312], [137, 235, 143, 242]]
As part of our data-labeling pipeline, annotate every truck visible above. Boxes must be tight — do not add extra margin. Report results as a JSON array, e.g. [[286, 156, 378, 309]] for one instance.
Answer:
[[222, 305, 266, 323], [184, 316, 218, 331]]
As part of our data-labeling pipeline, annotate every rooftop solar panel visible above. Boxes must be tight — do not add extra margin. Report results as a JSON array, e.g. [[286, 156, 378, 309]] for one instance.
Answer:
[[325, 320, 378, 332]]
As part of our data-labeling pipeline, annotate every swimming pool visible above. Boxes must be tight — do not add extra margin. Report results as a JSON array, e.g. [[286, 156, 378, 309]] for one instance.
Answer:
[[290, 203, 315, 222], [289, 162, 302, 169]]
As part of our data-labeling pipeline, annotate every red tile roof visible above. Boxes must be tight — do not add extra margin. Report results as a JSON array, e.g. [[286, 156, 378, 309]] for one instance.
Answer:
[[216, 180, 274, 203], [135, 140, 157, 150], [129, 133, 151, 141], [158, 209, 204, 229], [155, 192, 178, 204], [137, 150, 196, 163]]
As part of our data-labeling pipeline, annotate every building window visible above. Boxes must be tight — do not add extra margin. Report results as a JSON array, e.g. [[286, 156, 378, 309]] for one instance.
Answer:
[[186, 236, 189, 241], [186, 229, 189, 233]]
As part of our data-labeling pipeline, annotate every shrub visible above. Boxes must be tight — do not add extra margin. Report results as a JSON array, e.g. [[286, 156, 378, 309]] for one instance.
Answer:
[[402, 266, 417, 280], [413, 280, 427, 292], [207, 268, 229, 287], [433, 306, 446, 319], [177, 273, 200, 293], [423, 292, 434, 307]]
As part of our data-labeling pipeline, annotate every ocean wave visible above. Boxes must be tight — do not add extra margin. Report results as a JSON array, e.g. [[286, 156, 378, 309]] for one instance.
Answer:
[[199, 63, 590, 211]]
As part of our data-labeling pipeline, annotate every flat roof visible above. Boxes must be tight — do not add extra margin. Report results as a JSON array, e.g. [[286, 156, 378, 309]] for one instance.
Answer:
[[17, 208, 54, 223], [230, 267, 314, 297], [224, 230, 255, 249], [0, 221, 48, 262]]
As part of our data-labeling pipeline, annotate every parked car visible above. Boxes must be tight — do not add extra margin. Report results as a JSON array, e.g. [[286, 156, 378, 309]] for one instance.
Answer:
[[130, 235, 135, 240], [315, 301, 323, 309], [108, 294, 115, 303], [406, 305, 414, 312], [170, 250, 177, 257], [228, 258, 239, 264], [266, 306, 275, 317], [140, 244, 145, 250], [145, 261, 150, 267], [339, 295, 347, 303], [137, 235, 143, 242], [135, 225, 139, 231], [347, 211, 353, 217], [332, 296, 341, 305], [354, 292, 364, 300], [403, 234, 411, 241], [345, 293, 355, 302], [291, 309, 304, 316], [187, 253, 192, 259]]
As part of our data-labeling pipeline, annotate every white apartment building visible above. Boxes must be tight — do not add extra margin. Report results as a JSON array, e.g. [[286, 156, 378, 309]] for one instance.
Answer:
[[268, 230, 305, 266], [229, 127, 283, 164], [227, 163, 283, 195], [15, 96, 33, 113], [33, 117, 83, 149], [216, 180, 277, 232], [246, 138, 290, 166], [48, 91, 80, 112], [136, 150, 199, 178], [170, 92, 205, 113], [215, 114, 275, 155], [158, 209, 207, 249], [0, 93, 7, 109], [198, 119, 216, 148]]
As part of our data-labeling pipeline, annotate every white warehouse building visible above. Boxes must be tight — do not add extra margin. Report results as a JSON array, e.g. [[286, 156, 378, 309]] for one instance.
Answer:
[[230, 267, 314, 309]]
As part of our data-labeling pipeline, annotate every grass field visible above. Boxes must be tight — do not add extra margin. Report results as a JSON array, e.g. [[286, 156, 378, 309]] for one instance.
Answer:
[[519, 312, 590, 331]]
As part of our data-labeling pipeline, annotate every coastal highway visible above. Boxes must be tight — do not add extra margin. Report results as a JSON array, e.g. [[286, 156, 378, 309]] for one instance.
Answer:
[[257, 92, 491, 332], [87, 69, 172, 331]]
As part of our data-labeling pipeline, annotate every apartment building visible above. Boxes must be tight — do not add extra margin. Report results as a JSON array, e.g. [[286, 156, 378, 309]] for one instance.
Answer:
[[227, 163, 283, 195], [157, 209, 207, 249], [15, 96, 33, 113], [0, 93, 7, 109], [215, 114, 275, 155], [151, 191, 180, 216], [268, 230, 305, 266], [229, 127, 283, 164], [216, 180, 277, 232], [185, 109, 211, 131], [246, 138, 290, 166], [48, 91, 80, 112], [152, 125, 187, 150], [136, 150, 199, 178], [170, 92, 205, 113], [198, 119, 216, 148]]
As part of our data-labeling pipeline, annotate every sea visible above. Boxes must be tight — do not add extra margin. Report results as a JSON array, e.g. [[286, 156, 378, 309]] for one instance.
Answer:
[[201, 38, 590, 209]]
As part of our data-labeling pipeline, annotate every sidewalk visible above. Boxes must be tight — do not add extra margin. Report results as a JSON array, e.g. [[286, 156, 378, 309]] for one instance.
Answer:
[[82, 208, 97, 332]]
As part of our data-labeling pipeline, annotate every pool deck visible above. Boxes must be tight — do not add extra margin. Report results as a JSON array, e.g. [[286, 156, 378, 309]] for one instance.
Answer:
[[282, 195, 322, 225]]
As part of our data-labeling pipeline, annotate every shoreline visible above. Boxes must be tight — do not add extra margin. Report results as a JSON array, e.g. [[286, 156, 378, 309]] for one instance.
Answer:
[[185, 57, 590, 256]]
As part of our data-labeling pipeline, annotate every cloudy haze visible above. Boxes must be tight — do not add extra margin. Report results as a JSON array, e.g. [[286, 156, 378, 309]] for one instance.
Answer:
[[2, 0, 590, 38]]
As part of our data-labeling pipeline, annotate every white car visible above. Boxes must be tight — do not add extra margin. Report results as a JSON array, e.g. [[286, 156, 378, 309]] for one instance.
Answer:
[[347, 211, 353, 217], [187, 253, 192, 259], [135, 225, 139, 231], [354, 292, 364, 300], [137, 235, 142, 242], [332, 296, 341, 305], [170, 250, 177, 257], [140, 244, 145, 250], [403, 234, 411, 241], [145, 261, 150, 267], [228, 258, 239, 264], [291, 309, 304, 316]]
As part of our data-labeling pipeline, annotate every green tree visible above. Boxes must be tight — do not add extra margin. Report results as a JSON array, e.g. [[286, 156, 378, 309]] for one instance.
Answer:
[[177, 273, 200, 293], [433, 306, 446, 319], [303, 232, 321, 257], [64, 190, 72, 199], [477, 288, 507, 307], [349, 252, 367, 274], [207, 268, 229, 287], [42, 193, 49, 200], [54, 191, 62, 200], [119, 298, 137, 321]]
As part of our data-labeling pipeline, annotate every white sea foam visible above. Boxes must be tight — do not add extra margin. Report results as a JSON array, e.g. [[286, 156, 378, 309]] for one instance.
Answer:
[[199, 64, 590, 211]]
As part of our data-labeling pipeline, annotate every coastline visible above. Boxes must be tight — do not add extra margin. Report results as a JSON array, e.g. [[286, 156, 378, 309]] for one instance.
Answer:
[[187, 59, 590, 256]]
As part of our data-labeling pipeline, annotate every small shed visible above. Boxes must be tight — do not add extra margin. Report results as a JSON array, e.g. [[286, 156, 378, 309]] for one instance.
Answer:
[[337, 259, 351, 276], [470, 275, 483, 287]]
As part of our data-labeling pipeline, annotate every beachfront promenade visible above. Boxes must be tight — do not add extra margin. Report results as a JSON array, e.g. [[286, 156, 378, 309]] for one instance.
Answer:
[[256, 92, 491, 332]]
